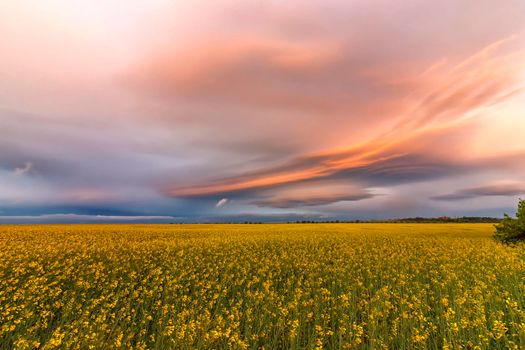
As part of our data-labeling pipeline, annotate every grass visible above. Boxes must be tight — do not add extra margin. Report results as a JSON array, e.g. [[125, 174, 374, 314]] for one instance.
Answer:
[[0, 223, 524, 349]]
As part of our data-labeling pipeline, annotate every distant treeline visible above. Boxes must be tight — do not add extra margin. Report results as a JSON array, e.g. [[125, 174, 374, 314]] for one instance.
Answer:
[[171, 216, 503, 224], [289, 217, 502, 224]]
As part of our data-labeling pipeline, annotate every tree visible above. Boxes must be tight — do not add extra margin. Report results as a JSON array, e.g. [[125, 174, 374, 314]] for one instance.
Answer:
[[494, 199, 525, 243]]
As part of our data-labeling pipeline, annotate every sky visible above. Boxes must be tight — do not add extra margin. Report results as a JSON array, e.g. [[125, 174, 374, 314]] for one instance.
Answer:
[[1, 0, 525, 223]]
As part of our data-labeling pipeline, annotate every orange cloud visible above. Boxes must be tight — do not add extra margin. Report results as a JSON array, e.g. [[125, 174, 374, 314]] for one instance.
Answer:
[[127, 35, 349, 113], [163, 37, 525, 200]]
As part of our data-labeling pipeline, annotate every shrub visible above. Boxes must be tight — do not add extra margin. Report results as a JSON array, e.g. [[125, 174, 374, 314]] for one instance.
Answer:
[[494, 199, 525, 243]]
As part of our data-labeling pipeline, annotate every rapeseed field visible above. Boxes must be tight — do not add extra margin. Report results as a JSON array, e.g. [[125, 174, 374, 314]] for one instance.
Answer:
[[0, 224, 524, 349]]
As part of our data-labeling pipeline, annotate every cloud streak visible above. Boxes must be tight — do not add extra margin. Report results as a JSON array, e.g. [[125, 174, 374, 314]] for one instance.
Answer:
[[0, 214, 181, 224], [215, 198, 229, 208], [433, 182, 525, 201], [251, 193, 374, 209], [12, 162, 32, 177]]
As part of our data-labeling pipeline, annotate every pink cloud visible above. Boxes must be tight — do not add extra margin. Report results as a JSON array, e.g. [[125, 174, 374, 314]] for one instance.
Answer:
[[159, 37, 525, 200]]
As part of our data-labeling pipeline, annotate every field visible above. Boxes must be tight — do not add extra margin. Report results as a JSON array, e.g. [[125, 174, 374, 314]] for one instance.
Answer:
[[1, 224, 524, 349]]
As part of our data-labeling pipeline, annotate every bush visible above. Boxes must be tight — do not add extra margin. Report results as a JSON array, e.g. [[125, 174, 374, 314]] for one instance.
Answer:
[[494, 199, 525, 243]]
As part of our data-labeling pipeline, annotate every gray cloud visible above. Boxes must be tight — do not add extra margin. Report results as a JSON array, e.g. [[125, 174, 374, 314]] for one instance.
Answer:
[[432, 183, 525, 201], [12, 162, 32, 177], [0, 214, 181, 224], [251, 192, 374, 208], [432, 183, 525, 200]]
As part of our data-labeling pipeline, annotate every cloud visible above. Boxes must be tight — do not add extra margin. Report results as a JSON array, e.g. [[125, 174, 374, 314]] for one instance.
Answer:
[[12, 162, 32, 176], [159, 36, 525, 202], [0, 214, 181, 224], [129, 37, 347, 112], [124, 1, 525, 160], [432, 182, 525, 201], [195, 212, 327, 223], [251, 192, 374, 208], [215, 198, 229, 208], [0, 212, 326, 224]]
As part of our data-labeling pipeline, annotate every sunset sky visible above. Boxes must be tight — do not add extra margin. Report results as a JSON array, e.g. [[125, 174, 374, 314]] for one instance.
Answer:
[[2, 0, 525, 223]]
